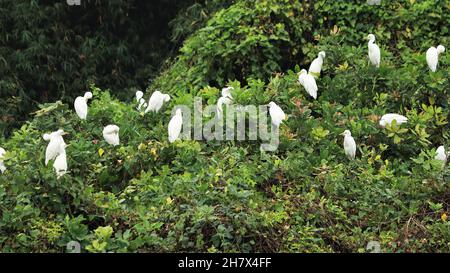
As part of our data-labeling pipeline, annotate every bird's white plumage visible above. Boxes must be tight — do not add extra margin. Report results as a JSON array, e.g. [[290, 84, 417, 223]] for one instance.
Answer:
[[168, 109, 183, 143], [298, 69, 318, 99], [136, 90, 144, 102], [268, 102, 286, 127], [426, 45, 445, 72], [342, 130, 357, 160], [435, 145, 448, 162], [103, 125, 120, 146], [221, 87, 234, 100], [74, 92, 93, 120], [53, 143, 67, 179], [44, 129, 66, 165], [145, 91, 171, 113], [379, 114, 408, 127], [0, 147, 6, 173], [367, 34, 381, 68], [309, 51, 326, 76]]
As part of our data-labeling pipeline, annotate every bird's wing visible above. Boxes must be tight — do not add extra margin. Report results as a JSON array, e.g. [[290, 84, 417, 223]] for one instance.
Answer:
[[308, 58, 322, 74], [146, 93, 163, 112], [426, 48, 438, 71], [74, 97, 88, 119], [270, 106, 285, 126], [298, 74, 305, 85], [168, 116, 183, 142], [369, 44, 381, 66], [391, 114, 407, 123], [45, 142, 60, 165], [305, 77, 318, 99], [344, 137, 357, 159]]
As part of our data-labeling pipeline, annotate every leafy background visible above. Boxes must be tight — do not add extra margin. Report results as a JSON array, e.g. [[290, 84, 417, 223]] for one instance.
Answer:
[[0, 0, 449, 252]]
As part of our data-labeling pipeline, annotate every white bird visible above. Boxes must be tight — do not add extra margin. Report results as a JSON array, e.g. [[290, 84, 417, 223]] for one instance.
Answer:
[[426, 45, 445, 72], [43, 129, 67, 166], [309, 51, 326, 77], [136, 90, 144, 103], [137, 98, 148, 111], [435, 145, 448, 163], [221, 87, 234, 100], [367, 34, 381, 68], [168, 109, 183, 143], [102, 125, 120, 146], [216, 96, 233, 119], [0, 147, 6, 173], [298, 69, 318, 99], [379, 114, 408, 127], [53, 143, 68, 179], [341, 130, 357, 160], [145, 91, 171, 113], [74, 92, 93, 120], [268, 101, 286, 127]]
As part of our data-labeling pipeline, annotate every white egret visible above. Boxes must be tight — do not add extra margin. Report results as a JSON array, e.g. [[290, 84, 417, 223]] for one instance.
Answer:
[[379, 114, 408, 127], [426, 45, 445, 72], [43, 129, 67, 165], [136, 90, 144, 102], [341, 130, 357, 160], [367, 34, 381, 68], [102, 125, 120, 146], [74, 92, 93, 120], [268, 101, 286, 127], [137, 98, 148, 111], [309, 51, 326, 77], [145, 91, 171, 113], [53, 143, 67, 179], [435, 145, 448, 162], [298, 69, 318, 99], [0, 147, 6, 173], [168, 109, 183, 143], [221, 87, 234, 100]]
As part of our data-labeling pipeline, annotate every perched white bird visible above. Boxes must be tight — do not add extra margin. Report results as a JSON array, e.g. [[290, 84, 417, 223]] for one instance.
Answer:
[[145, 91, 171, 113], [221, 87, 234, 100], [136, 90, 144, 103], [426, 45, 445, 72], [74, 92, 93, 120], [379, 114, 408, 127], [341, 130, 357, 160], [268, 101, 286, 127], [435, 145, 448, 163], [102, 125, 120, 146], [168, 109, 183, 143], [137, 98, 148, 111], [43, 129, 67, 165], [0, 147, 6, 173], [53, 143, 68, 179], [309, 51, 326, 77], [216, 96, 233, 119], [367, 34, 381, 68], [298, 69, 318, 99]]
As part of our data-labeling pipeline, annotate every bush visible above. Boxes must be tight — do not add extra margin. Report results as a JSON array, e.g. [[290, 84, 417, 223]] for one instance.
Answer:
[[0, 0, 449, 252], [0, 0, 198, 136]]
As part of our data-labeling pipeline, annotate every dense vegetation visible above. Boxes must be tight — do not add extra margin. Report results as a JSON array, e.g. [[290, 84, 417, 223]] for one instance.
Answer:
[[0, 0, 449, 253], [0, 0, 223, 135]]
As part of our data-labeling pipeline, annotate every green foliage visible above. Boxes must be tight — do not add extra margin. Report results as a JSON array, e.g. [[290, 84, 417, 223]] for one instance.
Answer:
[[0, 0, 449, 253], [0, 0, 196, 136]]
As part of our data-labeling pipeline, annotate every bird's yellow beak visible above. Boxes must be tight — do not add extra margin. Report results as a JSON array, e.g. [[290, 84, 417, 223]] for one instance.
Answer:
[[62, 132, 69, 136]]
